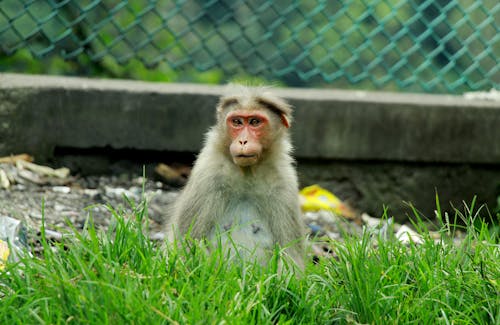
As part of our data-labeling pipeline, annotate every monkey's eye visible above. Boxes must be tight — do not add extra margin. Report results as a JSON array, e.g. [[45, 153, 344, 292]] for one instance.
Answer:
[[231, 118, 243, 127], [249, 118, 261, 126]]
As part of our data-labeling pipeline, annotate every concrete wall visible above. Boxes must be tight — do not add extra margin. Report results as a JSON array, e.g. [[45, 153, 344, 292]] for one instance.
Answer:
[[1, 73, 499, 221]]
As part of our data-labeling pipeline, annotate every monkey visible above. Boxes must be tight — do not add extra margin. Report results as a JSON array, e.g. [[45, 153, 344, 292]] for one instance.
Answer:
[[166, 85, 305, 269]]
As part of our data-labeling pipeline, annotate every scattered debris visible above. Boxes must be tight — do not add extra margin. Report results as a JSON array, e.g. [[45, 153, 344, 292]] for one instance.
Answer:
[[0, 155, 454, 262], [0, 158, 175, 248], [0, 169, 9, 189], [154, 163, 189, 186], [52, 186, 71, 194], [0, 240, 9, 270], [16, 160, 70, 179], [0, 157, 73, 187], [0, 215, 28, 268], [300, 184, 358, 221], [395, 224, 423, 244], [0, 154, 34, 164]]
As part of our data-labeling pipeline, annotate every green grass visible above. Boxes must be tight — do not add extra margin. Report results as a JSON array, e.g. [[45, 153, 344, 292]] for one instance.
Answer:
[[0, 199, 498, 324]]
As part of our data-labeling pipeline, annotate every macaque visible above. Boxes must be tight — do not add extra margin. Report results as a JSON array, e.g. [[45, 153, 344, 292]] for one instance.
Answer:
[[166, 86, 305, 268]]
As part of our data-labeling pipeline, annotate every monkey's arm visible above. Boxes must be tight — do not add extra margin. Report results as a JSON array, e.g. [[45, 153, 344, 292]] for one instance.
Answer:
[[169, 141, 230, 239]]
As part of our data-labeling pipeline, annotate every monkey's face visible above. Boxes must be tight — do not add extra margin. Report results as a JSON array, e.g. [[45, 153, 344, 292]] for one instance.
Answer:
[[216, 90, 292, 168], [226, 110, 271, 167]]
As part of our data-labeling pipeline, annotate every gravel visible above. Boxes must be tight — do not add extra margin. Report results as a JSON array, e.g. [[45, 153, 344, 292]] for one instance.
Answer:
[[1, 161, 449, 261], [0, 163, 178, 239]]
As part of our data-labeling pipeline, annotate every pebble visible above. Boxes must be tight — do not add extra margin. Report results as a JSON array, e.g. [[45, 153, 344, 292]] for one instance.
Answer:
[[52, 186, 71, 194]]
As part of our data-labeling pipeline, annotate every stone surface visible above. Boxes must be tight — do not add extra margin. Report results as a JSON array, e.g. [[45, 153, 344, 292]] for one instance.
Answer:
[[287, 91, 500, 163]]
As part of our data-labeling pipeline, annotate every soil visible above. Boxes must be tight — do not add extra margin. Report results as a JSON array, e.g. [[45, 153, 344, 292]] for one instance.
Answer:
[[0, 163, 178, 240], [1, 160, 442, 260]]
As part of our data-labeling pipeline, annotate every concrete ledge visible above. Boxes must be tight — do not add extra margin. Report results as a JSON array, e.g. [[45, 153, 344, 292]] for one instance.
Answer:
[[286, 89, 500, 163], [1, 73, 499, 163], [1, 73, 499, 219], [0, 74, 221, 158]]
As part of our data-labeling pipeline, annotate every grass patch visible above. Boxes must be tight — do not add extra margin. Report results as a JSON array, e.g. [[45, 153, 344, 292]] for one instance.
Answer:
[[0, 199, 498, 324]]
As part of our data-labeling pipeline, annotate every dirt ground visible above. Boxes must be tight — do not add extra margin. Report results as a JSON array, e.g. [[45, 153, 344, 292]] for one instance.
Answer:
[[1, 159, 442, 260]]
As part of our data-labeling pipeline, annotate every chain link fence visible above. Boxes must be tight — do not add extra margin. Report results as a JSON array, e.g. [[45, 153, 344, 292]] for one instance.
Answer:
[[1, 0, 498, 93]]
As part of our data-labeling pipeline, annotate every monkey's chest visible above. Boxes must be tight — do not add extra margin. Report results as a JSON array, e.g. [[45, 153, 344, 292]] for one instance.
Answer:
[[210, 201, 273, 257]]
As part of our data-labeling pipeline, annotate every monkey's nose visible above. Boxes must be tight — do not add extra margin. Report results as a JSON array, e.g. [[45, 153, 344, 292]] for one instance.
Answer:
[[239, 140, 248, 145]]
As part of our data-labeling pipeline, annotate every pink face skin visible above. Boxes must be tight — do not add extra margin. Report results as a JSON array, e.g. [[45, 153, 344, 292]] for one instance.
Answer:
[[226, 110, 270, 167]]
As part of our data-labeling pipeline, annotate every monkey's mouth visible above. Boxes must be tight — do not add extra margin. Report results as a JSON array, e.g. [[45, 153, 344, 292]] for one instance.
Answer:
[[233, 154, 259, 167]]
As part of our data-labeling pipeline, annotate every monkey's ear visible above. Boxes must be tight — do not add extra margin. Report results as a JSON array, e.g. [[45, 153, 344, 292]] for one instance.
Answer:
[[256, 97, 292, 128], [280, 114, 290, 128]]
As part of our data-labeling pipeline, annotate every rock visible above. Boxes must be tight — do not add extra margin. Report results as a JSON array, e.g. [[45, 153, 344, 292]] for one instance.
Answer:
[[0, 169, 9, 189], [396, 225, 423, 244]]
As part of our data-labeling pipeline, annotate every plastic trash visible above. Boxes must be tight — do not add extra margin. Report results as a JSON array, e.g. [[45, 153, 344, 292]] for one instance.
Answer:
[[0, 239, 9, 270], [299, 185, 356, 218], [0, 216, 28, 270]]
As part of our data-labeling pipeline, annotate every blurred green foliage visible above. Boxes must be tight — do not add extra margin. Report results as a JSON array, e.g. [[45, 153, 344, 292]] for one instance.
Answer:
[[1, 0, 498, 93]]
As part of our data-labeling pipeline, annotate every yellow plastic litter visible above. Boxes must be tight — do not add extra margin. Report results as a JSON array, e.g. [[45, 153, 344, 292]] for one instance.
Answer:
[[299, 184, 355, 218], [0, 239, 9, 270]]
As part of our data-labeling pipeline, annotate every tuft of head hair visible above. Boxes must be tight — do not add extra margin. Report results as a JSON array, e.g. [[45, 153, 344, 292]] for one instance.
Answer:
[[216, 84, 293, 128]]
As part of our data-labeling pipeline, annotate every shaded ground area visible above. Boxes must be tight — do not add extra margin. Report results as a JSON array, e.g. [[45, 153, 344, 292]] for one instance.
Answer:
[[1, 158, 460, 261], [0, 162, 176, 237]]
